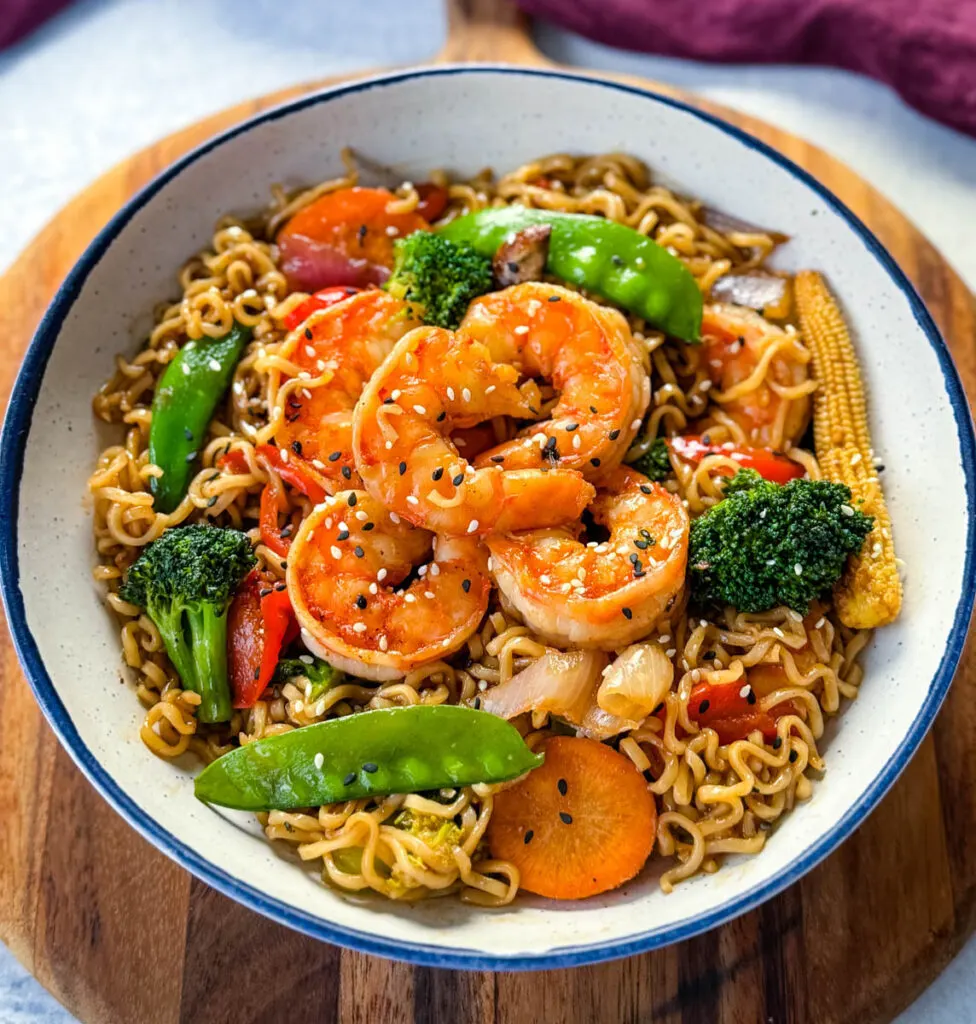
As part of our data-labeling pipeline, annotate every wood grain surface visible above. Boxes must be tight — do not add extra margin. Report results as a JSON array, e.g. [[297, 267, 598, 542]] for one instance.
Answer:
[[1, 2, 974, 1021]]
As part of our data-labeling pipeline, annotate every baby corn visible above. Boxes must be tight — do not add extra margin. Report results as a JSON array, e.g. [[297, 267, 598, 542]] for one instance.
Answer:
[[794, 270, 902, 629]]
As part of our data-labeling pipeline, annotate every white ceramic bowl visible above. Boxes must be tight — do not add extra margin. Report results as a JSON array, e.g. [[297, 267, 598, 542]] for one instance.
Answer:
[[1, 67, 973, 970]]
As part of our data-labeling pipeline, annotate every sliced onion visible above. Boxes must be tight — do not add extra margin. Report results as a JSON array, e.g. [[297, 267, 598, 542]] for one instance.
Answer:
[[577, 702, 642, 741], [710, 272, 789, 314], [702, 206, 789, 244], [597, 642, 673, 722], [278, 233, 391, 292], [481, 649, 608, 724]]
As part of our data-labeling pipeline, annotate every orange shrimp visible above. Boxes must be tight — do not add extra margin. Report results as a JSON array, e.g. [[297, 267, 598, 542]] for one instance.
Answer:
[[486, 467, 689, 649], [275, 290, 419, 493], [286, 491, 490, 681], [461, 283, 650, 477], [352, 325, 595, 537], [699, 303, 813, 448]]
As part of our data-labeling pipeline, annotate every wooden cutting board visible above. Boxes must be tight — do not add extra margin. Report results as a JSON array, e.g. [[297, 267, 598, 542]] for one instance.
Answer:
[[1, 2, 974, 1022]]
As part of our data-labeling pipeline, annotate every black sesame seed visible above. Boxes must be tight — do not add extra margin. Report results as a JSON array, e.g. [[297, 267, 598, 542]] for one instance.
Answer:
[[280, 525, 293, 538], [548, 295, 561, 303], [557, 778, 568, 796], [432, 467, 444, 481], [437, 411, 447, 422], [291, 440, 303, 455], [348, 493, 357, 506], [398, 461, 407, 476], [356, 595, 367, 609], [462, 579, 471, 593], [183, 427, 194, 442], [207, 496, 218, 508], [507, 261, 519, 273], [772, 737, 783, 750], [565, 423, 579, 432], [490, 455, 505, 463], [611, 254, 624, 267], [635, 539, 649, 550], [590, 457, 601, 467], [383, 397, 395, 405], [622, 607, 633, 620], [653, 702, 664, 714], [253, 666, 261, 680], [703, 651, 716, 661], [559, 812, 573, 825], [640, 485, 652, 495], [357, 224, 367, 244], [590, 406, 598, 414], [341, 465, 352, 480], [328, 451, 342, 462], [274, 582, 286, 592], [363, 762, 378, 773], [354, 546, 365, 558], [343, 772, 356, 786], [259, 588, 272, 598], [698, 699, 711, 714], [337, 530, 350, 541], [746, 689, 757, 705], [452, 473, 464, 486], [629, 553, 640, 565], [185, 451, 198, 463], [789, 749, 798, 763], [304, 328, 313, 340], [524, 829, 534, 844], [363, 522, 375, 532], [608, 429, 620, 440]]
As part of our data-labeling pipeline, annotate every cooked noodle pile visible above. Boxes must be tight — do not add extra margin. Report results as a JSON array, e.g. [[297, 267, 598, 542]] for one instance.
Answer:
[[89, 151, 871, 903]]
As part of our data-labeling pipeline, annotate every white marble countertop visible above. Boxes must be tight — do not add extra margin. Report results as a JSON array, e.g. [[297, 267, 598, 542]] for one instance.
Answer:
[[1, 1, 974, 1020]]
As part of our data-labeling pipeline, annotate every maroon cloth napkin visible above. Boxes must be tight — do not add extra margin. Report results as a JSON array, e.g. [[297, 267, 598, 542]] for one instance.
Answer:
[[518, 0, 976, 137], [1, 0, 74, 49]]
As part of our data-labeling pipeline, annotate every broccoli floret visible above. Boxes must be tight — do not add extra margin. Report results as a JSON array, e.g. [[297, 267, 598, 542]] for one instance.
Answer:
[[273, 657, 344, 700], [119, 524, 256, 723], [689, 470, 873, 613], [384, 230, 493, 330], [628, 436, 672, 482]]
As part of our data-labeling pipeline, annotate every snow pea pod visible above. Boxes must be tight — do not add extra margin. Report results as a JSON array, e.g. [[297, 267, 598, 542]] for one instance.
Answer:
[[438, 207, 702, 342], [149, 321, 253, 513], [193, 705, 544, 811]]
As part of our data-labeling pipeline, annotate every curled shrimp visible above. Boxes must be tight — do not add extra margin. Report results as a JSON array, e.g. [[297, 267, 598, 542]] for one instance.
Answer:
[[698, 303, 814, 447], [462, 283, 650, 477], [286, 491, 490, 681], [275, 291, 419, 492], [352, 325, 595, 537], [486, 467, 689, 650]]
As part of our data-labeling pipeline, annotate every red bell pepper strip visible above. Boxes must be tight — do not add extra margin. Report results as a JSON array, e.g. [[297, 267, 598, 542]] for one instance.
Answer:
[[256, 444, 327, 504], [259, 477, 291, 558], [282, 286, 361, 332], [217, 448, 250, 474], [415, 183, 449, 222], [686, 670, 799, 745], [228, 570, 299, 708], [670, 435, 804, 484]]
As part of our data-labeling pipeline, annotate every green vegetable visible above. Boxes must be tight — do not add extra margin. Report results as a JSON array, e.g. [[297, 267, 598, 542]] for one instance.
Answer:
[[628, 436, 672, 482], [149, 321, 253, 513], [274, 656, 344, 701], [439, 207, 702, 341], [384, 230, 493, 330], [193, 705, 543, 810], [689, 470, 873, 613], [119, 524, 256, 722]]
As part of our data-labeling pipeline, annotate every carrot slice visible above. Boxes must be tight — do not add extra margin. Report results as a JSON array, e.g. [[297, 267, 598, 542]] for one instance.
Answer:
[[487, 736, 656, 900]]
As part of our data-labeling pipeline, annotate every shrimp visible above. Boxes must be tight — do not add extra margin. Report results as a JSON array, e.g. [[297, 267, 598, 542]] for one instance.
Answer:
[[461, 283, 650, 477], [275, 290, 419, 492], [352, 325, 595, 536], [286, 491, 490, 681], [699, 303, 814, 448], [486, 467, 689, 650]]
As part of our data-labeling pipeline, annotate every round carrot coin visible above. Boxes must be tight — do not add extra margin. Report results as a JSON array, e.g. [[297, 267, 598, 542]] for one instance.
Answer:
[[487, 735, 657, 900]]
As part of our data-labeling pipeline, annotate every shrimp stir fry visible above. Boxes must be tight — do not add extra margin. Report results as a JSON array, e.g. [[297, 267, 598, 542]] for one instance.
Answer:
[[287, 491, 490, 681], [352, 324, 595, 536], [461, 283, 650, 477], [487, 468, 689, 649], [698, 303, 814, 448], [275, 291, 419, 493]]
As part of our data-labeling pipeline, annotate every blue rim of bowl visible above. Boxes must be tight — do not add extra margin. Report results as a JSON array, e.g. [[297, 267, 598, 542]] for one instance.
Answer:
[[1, 65, 974, 971]]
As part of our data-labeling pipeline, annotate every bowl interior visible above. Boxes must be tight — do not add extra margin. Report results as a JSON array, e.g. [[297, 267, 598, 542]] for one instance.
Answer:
[[3, 68, 972, 968]]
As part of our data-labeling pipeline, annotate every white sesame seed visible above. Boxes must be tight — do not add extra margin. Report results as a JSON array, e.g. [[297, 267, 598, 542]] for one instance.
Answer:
[[739, 684, 751, 698], [794, 563, 803, 575], [572, 435, 581, 449], [302, 388, 312, 400], [294, 700, 305, 713], [773, 626, 785, 638], [478, 679, 489, 691], [314, 752, 324, 770], [454, 437, 467, 448], [486, 557, 494, 572], [280, 448, 290, 463], [666, 648, 677, 658], [385, 225, 399, 237], [391, 389, 402, 400], [298, 370, 312, 380], [208, 358, 221, 372], [369, 583, 378, 595], [540, 574, 551, 584], [841, 504, 854, 516], [413, 404, 427, 415], [406, 495, 420, 506], [305, 345, 316, 358], [630, 419, 642, 431], [329, 544, 342, 559], [385, 441, 393, 450], [467, 519, 479, 533], [462, 388, 472, 403], [316, 359, 326, 371], [377, 569, 388, 581], [424, 590, 435, 599], [788, 609, 803, 622], [299, 654, 313, 665], [418, 565, 428, 577], [514, 325, 529, 336], [379, 635, 388, 651], [815, 616, 826, 629], [691, 669, 701, 683], [446, 387, 456, 401], [312, 459, 326, 470], [700, 380, 712, 392], [353, 622, 367, 633], [766, 558, 776, 566], [324, 517, 333, 528], [429, 564, 441, 577], [576, 567, 586, 580], [404, 594, 416, 604], [658, 634, 671, 643], [485, 385, 496, 394], [181, 363, 192, 375], [389, 512, 400, 524], [355, 510, 368, 521]]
